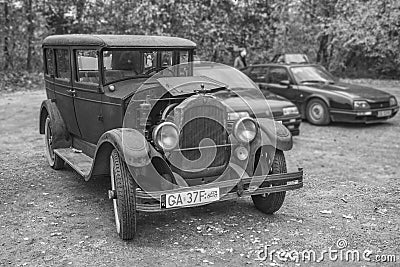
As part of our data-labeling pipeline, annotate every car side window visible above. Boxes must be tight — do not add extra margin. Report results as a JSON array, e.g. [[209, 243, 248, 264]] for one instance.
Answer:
[[55, 49, 71, 81], [44, 48, 54, 76], [268, 67, 289, 84], [251, 67, 267, 82], [76, 50, 99, 84]]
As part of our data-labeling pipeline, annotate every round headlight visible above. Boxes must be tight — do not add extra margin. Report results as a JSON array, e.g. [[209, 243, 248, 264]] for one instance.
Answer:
[[233, 117, 257, 143], [152, 122, 179, 151]]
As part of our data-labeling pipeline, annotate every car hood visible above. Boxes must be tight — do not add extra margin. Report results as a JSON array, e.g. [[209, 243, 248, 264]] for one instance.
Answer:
[[216, 92, 295, 117], [305, 81, 392, 101]]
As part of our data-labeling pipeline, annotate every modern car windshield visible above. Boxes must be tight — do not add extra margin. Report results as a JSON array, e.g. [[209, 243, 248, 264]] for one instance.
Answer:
[[193, 65, 258, 90], [102, 49, 190, 84], [291, 66, 336, 84]]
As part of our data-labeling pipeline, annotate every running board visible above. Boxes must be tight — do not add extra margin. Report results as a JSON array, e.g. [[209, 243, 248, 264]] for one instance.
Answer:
[[54, 148, 93, 177]]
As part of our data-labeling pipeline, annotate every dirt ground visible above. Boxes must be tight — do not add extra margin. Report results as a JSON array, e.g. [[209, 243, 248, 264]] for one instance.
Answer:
[[0, 80, 399, 267]]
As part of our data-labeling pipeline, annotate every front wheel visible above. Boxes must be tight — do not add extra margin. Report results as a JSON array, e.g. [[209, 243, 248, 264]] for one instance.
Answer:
[[251, 150, 287, 214], [306, 98, 330, 125], [110, 149, 137, 240]]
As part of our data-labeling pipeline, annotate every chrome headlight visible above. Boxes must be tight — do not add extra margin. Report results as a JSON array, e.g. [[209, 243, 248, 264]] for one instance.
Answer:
[[233, 117, 258, 143], [282, 106, 299, 116], [228, 111, 249, 121], [390, 97, 397, 106], [353, 100, 370, 109], [152, 122, 179, 151]]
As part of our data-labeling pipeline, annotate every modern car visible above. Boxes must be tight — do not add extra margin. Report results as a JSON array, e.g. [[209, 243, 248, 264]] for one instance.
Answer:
[[271, 53, 310, 64], [193, 64, 301, 135], [242, 63, 399, 125], [39, 35, 303, 240]]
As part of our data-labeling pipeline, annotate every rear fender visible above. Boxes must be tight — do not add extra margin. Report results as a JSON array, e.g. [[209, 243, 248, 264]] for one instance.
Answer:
[[39, 100, 71, 149]]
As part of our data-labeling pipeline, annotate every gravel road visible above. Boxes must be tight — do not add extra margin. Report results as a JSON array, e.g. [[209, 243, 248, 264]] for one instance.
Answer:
[[1, 80, 399, 266]]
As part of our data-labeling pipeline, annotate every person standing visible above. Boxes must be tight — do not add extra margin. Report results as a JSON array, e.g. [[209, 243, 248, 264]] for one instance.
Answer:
[[234, 48, 247, 69]]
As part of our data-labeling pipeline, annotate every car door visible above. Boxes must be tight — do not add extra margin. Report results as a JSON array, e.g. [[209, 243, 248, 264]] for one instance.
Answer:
[[43, 48, 56, 99], [264, 66, 301, 107], [72, 48, 104, 145], [53, 48, 81, 137]]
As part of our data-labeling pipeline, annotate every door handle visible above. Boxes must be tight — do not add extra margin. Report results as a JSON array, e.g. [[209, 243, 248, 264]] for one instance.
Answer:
[[67, 89, 76, 96]]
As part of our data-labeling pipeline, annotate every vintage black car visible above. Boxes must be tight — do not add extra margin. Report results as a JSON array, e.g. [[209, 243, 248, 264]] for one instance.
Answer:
[[242, 63, 399, 125], [39, 35, 303, 240], [193, 63, 301, 135]]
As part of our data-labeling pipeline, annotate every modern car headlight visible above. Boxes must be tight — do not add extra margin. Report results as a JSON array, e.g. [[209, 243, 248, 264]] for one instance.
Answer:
[[228, 111, 249, 121], [353, 100, 370, 109], [233, 117, 258, 143], [390, 97, 397, 106], [152, 122, 179, 151], [282, 106, 299, 116]]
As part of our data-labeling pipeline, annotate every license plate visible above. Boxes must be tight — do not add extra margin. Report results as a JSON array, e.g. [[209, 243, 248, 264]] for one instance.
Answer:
[[377, 110, 392, 117], [160, 188, 220, 209], [288, 125, 294, 129], [289, 118, 296, 123], [276, 121, 283, 124]]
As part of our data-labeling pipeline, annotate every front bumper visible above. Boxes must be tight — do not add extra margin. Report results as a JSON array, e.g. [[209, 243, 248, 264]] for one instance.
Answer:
[[330, 106, 399, 123], [275, 115, 301, 136], [135, 169, 303, 212]]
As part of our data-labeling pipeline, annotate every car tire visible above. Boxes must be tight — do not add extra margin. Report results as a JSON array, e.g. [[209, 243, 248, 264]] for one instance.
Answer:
[[44, 116, 64, 169], [110, 149, 137, 240], [306, 98, 330, 125], [251, 150, 287, 214]]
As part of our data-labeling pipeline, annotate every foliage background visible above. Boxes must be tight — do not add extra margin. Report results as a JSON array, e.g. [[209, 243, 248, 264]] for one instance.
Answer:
[[0, 0, 399, 91]]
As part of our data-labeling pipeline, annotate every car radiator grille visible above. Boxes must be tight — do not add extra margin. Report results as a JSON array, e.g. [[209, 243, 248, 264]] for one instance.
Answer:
[[180, 106, 228, 168], [369, 101, 390, 109]]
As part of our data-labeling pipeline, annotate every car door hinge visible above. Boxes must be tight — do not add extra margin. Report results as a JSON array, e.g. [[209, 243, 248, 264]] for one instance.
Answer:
[[98, 115, 104, 122]]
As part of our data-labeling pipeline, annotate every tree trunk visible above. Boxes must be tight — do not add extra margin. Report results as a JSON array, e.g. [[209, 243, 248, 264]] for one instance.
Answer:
[[3, 1, 10, 70], [26, 0, 34, 71]]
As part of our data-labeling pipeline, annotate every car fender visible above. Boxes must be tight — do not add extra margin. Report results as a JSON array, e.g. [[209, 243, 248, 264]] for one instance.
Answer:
[[90, 128, 150, 179], [39, 99, 71, 149], [257, 118, 292, 151], [90, 128, 180, 189]]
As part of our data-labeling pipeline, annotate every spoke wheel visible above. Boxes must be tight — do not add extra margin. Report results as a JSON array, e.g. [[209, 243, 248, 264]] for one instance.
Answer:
[[110, 149, 137, 240], [306, 99, 330, 125], [251, 150, 287, 214], [44, 116, 64, 169]]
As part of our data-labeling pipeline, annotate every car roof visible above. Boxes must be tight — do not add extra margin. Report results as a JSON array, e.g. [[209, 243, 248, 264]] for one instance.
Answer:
[[42, 34, 197, 49], [247, 63, 319, 68]]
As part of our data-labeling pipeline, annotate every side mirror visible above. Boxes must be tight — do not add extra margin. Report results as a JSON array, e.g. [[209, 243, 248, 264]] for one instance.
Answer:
[[279, 80, 291, 87]]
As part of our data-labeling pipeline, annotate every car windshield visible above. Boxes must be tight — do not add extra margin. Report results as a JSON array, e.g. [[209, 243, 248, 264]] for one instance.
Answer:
[[193, 64, 258, 91], [291, 66, 336, 84], [102, 49, 190, 85]]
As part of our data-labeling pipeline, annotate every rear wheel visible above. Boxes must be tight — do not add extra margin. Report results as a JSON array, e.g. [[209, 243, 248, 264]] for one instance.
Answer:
[[44, 116, 64, 169], [110, 149, 137, 240], [306, 98, 330, 125], [251, 150, 287, 214]]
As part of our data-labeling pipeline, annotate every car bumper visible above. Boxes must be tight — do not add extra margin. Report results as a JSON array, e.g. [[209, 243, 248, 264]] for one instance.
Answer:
[[134, 169, 303, 212], [275, 115, 302, 136], [330, 106, 399, 123]]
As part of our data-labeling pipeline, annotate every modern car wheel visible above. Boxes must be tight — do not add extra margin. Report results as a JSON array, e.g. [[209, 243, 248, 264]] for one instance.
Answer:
[[251, 149, 287, 214], [44, 116, 64, 169], [110, 149, 137, 240], [306, 98, 330, 125]]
